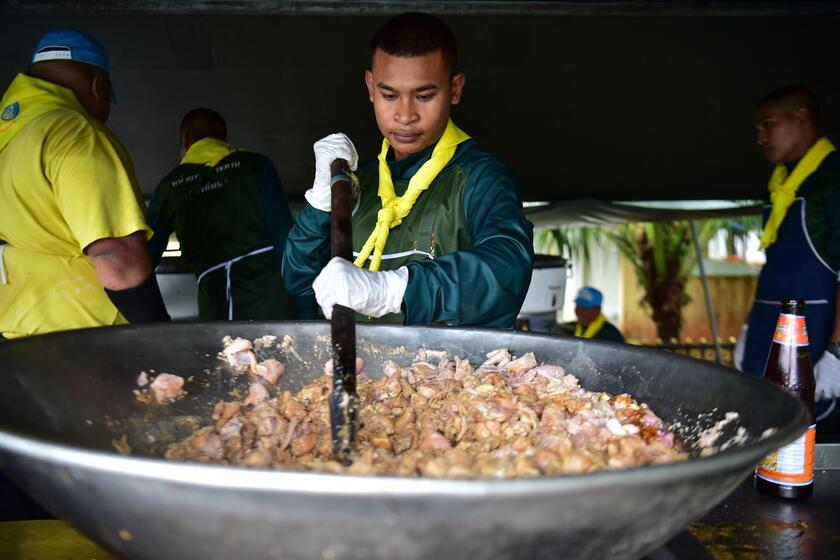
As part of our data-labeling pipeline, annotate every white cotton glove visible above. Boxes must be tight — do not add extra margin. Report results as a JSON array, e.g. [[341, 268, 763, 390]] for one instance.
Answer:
[[815, 347, 840, 401], [733, 324, 748, 371], [303, 133, 359, 212], [313, 257, 409, 319]]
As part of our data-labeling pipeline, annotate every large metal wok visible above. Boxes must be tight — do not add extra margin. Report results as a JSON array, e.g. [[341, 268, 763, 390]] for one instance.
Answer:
[[0, 322, 808, 560]]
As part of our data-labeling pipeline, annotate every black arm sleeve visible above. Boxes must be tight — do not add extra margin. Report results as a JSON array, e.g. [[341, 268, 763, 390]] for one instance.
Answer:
[[105, 274, 171, 323]]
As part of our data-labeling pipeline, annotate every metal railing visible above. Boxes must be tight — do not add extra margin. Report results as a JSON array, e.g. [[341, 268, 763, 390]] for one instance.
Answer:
[[637, 342, 737, 367]]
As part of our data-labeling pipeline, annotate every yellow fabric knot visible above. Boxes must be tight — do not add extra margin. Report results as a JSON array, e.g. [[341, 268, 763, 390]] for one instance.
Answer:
[[378, 206, 397, 226], [760, 137, 836, 250], [180, 137, 236, 167], [354, 119, 471, 271]]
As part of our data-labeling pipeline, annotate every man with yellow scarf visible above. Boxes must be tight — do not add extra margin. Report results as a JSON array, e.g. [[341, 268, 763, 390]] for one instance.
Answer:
[[739, 86, 840, 428], [147, 108, 309, 321], [568, 287, 624, 343], [0, 30, 169, 341], [283, 12, 534, 327]]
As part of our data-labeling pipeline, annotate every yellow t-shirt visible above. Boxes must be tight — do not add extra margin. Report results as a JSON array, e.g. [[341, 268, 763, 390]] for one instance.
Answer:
[[0, 76, 151, 338]]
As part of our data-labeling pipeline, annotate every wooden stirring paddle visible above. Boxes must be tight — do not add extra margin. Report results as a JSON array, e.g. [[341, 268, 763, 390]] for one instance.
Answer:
[[328, 158, 358, 466]]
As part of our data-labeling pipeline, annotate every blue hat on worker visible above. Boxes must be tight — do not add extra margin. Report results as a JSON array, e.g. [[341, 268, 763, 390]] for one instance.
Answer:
[[31, 29, 116, 102], [574, 286, 603, 308]]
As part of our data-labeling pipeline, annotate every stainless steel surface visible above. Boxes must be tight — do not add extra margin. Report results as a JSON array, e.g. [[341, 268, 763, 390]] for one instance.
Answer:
[[0, 322, 810, 560], [815, 443, 840, 470], [155, 272, 199, 320], [692, 470, 840, 559]]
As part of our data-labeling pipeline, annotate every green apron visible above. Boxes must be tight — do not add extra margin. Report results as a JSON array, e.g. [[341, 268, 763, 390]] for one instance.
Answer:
[[352, 159, 471, 323], [153, 151, 296, 320]]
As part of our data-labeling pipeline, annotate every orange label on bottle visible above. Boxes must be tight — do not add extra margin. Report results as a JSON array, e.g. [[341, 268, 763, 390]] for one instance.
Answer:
[[772, 314, 809, 347], [756, 425, 815, 486]]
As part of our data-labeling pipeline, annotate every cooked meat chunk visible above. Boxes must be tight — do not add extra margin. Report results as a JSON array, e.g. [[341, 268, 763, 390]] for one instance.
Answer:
[[166, 340, 687, 478], [244, 382, 269, 406]]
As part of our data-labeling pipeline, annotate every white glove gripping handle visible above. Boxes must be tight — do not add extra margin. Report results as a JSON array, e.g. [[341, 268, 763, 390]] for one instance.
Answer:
[[304, 133, 358, 212]]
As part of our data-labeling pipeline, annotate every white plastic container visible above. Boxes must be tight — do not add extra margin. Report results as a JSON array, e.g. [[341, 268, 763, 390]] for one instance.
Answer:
[[520, 255, 570, 314], [517, 255, 570, 333]]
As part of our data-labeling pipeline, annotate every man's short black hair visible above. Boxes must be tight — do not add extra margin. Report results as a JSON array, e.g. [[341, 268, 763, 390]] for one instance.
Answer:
[[758, 85, 820, 127], [370, 12, 458, 74], [180, 107, 227, 142]]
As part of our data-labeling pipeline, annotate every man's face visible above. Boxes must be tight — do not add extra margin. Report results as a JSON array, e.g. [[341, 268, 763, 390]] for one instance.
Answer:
[[754, 101, 807, 165], [365, 48, 464, 161], [575, 305, 601, 327]]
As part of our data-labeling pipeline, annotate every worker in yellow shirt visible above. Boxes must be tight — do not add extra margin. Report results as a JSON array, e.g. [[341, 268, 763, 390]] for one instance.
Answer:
[[0, 29, 169, 340]]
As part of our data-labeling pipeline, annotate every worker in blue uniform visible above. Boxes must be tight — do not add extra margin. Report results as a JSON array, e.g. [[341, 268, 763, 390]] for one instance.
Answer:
[[738, 86, 840, 428]]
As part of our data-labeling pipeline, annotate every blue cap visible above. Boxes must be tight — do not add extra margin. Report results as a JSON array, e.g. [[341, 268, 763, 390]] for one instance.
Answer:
[[32, 29, 115, 102], [574, 286, 603, 308]]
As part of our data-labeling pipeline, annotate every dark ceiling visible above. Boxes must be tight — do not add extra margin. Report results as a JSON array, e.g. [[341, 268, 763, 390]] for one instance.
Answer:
[[2, 1, 839, 203]]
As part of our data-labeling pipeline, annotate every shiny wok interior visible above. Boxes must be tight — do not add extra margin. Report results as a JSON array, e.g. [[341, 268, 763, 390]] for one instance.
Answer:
[[0, 322, 809, 560]]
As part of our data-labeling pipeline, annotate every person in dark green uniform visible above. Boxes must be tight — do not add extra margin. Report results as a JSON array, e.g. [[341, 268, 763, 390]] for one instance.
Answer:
[[559, 287, 624, 343], [148, 108, 306, 320], [282, 12, 534, 327]]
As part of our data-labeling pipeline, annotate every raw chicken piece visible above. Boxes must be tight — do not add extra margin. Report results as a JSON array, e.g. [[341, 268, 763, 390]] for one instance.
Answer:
[[504, 352, 537, 378], [252, 335, 278, 350], [254, 359, 285, 385], [150, 373, 184, 403], [220, 337, 256, 371]]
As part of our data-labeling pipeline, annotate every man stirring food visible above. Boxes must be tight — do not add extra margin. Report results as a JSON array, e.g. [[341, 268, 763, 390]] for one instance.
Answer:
[[283, 12, 534, 327]]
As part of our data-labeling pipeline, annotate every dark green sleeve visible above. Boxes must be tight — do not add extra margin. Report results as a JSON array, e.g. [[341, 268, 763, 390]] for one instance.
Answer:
[[281, 204, 331, 296], [257, 158, 320, 319], [146, 180, 174, 267], [402, 161, 535, 328]]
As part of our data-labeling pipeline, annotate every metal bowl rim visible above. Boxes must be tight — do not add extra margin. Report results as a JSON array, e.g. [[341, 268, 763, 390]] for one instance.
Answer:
[[0, 322, 810, 496]]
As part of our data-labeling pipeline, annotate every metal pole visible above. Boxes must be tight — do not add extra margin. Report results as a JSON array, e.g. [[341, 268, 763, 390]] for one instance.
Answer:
[[689, 220, 723, 365]]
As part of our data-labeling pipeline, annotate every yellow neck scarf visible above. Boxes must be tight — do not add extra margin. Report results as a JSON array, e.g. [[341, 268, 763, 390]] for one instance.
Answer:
[[0, 74, 86, 152], [760, 136, 836, 249], [575, 313, 607, 339], [353, 119, 471, 271], [180, 137, 236, 167]]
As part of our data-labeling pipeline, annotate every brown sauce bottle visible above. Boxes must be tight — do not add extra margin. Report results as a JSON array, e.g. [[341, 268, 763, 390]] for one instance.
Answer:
[[755, 299, 816, 499]]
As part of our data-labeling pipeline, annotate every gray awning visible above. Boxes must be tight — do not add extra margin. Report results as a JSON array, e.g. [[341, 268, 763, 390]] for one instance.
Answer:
[[525, 198, 763, 228]]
